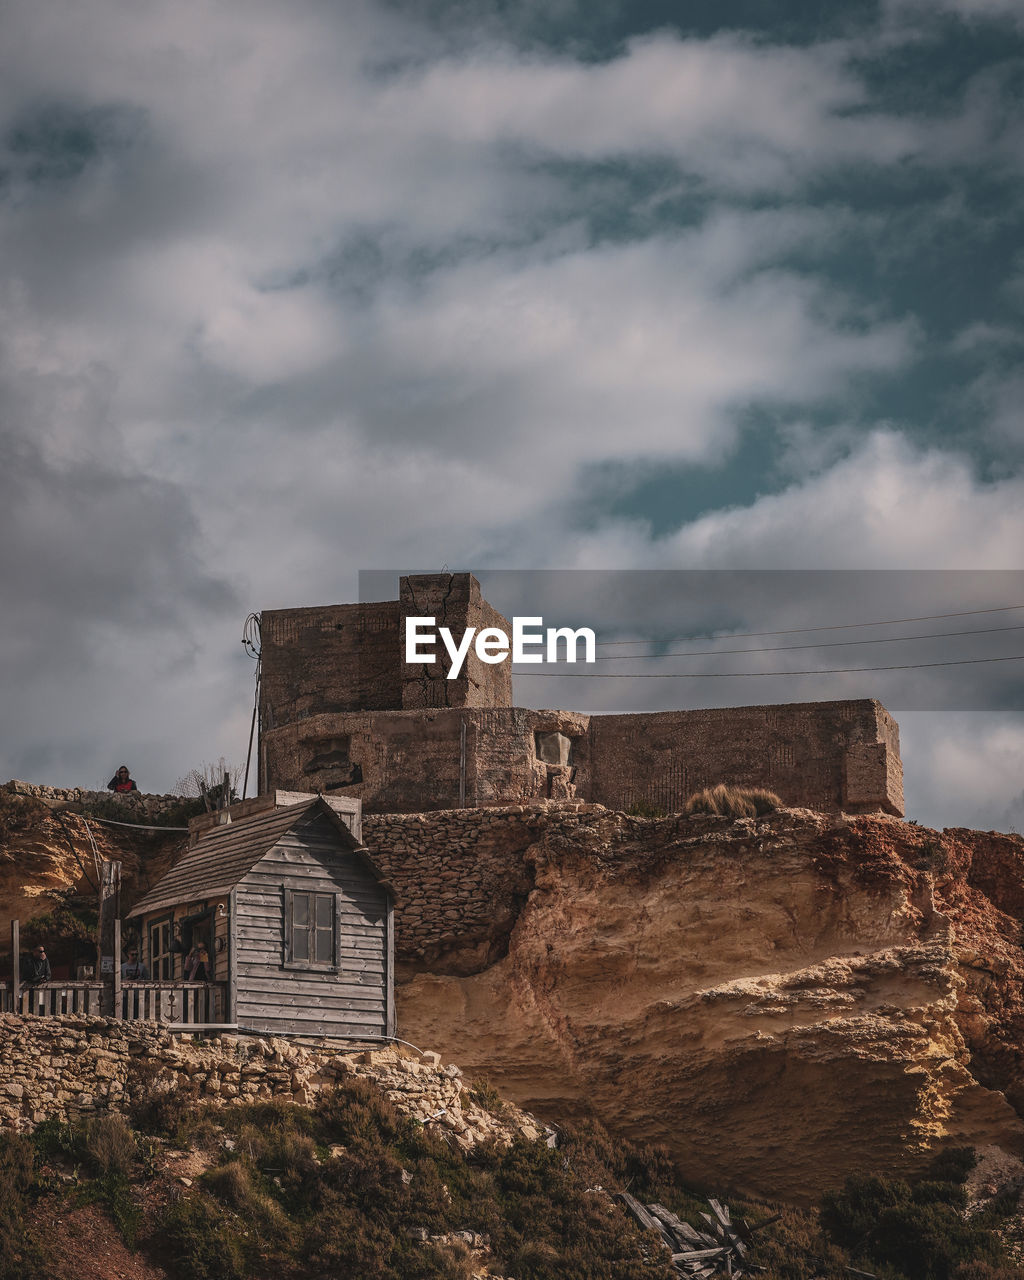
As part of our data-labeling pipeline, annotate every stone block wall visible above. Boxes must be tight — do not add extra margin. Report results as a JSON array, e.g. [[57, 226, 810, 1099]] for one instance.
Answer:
[[257, 575, 905, 817], [0, 1013, 541, 1149], [363, 805, 571, 972], [263, 699, 904, 817], [259, 574, 513, 761]]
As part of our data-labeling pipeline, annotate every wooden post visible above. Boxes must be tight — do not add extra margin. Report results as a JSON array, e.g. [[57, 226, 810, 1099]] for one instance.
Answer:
[[97, 860, 121, 1016], [113, 925, 122, 1020], [227, 888, 238, 1025], [10, 919, 20, 1013], [385, 899, 396, 1039]]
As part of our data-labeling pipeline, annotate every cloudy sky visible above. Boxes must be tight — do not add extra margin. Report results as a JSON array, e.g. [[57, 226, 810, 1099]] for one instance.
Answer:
[[2, 0, 1023, 831]]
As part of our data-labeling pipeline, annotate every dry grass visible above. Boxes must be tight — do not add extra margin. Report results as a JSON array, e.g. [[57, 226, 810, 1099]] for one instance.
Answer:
[[684, 784, 782, 818]]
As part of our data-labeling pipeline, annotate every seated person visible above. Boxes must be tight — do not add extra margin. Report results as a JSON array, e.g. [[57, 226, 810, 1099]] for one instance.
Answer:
[[108, 765, 138, 793], [21, 944, 51, 984]]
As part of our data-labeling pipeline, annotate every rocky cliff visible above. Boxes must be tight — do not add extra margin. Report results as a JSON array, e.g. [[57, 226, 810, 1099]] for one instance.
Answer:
[[2, 785, 1023, 1205], [388, 806, 1024, 1204]]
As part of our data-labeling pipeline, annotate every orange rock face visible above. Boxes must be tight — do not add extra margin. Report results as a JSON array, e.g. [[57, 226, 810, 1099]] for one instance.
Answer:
[[396, 809, 1024, 1203], [0, 792, 183, 940]]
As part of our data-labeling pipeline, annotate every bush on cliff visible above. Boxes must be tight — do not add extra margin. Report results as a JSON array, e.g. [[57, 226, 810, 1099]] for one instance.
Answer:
[[685, 784, 782, 818], [819, 1150, 1020, 1280], [0, 1132, 47, 1280]]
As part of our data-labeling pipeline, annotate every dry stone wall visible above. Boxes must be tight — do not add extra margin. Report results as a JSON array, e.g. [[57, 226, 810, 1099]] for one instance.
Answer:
[[0, 1012, 543, 1150], [3, 779, 190, 822]]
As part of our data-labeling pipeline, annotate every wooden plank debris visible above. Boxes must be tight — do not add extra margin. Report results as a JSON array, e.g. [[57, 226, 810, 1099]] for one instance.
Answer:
[[617, 1195, 766, 1279]]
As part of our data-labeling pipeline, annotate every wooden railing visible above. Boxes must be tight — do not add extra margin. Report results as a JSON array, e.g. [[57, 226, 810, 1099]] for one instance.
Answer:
[[120, 981, 227, 1025], [3, 980, 228, 1026], [5, 981, 105, 1016]]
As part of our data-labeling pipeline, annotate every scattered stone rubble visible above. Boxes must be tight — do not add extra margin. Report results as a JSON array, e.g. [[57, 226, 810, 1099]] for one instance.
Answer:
[[0, 1012, 542, 1151]]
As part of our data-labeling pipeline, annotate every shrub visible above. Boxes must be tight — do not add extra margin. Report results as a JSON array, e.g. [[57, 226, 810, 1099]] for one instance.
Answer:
[[820, 1166, 1009, 1280], [685, 784, 782, 818], [160, 1194, 246, 1280], [468, 1077, 505, 1114], [124, 1058, 202, 1138], [626, 799, 668, 819], [32, 1115, 84, 1163], [0, 1132, 46, 1280], [83, 1114, 136, 1177]]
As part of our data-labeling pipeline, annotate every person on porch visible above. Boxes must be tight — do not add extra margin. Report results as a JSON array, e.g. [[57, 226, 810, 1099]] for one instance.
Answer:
[[20, 944, 51, 984]]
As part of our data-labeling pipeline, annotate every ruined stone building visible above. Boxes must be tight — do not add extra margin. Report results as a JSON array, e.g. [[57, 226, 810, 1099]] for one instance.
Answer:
[[257, 573, 904, 817]]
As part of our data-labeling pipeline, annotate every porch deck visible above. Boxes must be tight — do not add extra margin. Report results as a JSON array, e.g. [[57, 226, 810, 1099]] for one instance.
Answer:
[[3, 980, 230, 1026]]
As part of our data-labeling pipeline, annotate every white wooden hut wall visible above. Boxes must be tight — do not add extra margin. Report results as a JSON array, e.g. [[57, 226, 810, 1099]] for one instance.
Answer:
[[233, 811, 391, 1038]]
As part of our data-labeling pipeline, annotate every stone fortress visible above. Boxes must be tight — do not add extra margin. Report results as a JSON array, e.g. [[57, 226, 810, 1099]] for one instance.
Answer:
[[257, 573, 905, 817]]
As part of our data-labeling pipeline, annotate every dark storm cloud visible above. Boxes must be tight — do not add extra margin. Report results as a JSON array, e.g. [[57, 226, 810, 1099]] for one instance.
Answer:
[[0, 0, 1020, 826]]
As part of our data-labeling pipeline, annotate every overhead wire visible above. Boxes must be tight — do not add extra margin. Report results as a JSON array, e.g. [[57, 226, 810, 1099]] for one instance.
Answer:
[[514, 652, 1024, 677], [593, 602, 1024, 647], [588, 622, 1024, 660]]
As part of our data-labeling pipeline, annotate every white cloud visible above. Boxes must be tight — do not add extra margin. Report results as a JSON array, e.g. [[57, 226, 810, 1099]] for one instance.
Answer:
[[661, 431, 1024, 569]]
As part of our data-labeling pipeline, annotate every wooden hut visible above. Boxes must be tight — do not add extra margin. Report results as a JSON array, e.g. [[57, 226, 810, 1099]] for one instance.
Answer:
[[126, 794, 395, 1039]]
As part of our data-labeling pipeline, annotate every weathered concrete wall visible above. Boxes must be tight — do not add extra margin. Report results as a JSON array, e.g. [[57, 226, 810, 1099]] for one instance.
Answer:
[[0, 1014, 541, 1149], [260, 600, 403, 729], [588, 700, 903, 817], [398, 573, 513, 711], [259, 574, 513, 765], [262, 706, 591, 813], [263, 699, 903, 817]]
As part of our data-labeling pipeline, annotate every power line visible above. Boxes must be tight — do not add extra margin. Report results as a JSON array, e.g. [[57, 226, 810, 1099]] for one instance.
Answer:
[[590, 622, 1024, 660], [80, 814, 190, 832], [595, 603, 1024, 647], [513, 652, 1024, 678]]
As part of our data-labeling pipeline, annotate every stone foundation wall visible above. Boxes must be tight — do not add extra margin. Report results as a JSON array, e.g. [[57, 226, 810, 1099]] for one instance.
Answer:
[[0, 1013, 541, 1149]]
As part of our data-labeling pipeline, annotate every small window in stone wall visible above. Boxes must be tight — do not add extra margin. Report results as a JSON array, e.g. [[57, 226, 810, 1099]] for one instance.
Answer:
[[535, 731, 575, 766]]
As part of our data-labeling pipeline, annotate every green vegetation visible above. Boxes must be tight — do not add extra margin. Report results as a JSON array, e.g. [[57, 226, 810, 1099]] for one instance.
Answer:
[[820, 1150, 1024, 1280], [685, 783, 782, 818], [626, 799, 669, 819], [4, 1079, 1023, 1280]]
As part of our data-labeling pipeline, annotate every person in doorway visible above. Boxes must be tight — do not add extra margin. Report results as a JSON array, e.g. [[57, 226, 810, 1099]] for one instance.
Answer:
[[184, 942, 211, 982], [121, 946, 149, 1019], [20, 944, 51, 985], [121, 947, 149, 980], [107, 765, 138, 793]]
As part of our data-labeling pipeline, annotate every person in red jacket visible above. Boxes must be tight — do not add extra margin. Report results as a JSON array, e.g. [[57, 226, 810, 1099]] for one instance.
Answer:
[[107, 765, 138, 793]]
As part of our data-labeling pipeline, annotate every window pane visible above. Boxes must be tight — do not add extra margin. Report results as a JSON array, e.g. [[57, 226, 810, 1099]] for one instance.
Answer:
[[315, 895, 333, 928], [293, 894, 309, 927], [292, 927, 309, 961], [315, 926, 333, 963]]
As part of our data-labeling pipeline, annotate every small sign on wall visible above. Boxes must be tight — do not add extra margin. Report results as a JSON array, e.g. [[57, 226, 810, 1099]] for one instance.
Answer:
[[100, 956, 114, 975]]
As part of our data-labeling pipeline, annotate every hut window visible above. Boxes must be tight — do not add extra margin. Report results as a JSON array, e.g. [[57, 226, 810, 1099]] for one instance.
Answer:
[[149, 918, 175, 980], [284, 890, 337, 969]]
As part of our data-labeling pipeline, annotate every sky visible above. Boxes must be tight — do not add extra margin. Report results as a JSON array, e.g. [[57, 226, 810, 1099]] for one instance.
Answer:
[[1, 0, 1023, 831]]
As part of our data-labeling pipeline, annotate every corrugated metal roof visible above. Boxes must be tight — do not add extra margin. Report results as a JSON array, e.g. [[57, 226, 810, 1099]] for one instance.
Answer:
[[128, 799, 372, 917]]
